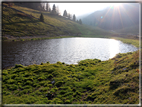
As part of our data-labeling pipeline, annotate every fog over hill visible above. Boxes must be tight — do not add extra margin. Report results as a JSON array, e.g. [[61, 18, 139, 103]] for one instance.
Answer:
[[82, 3, 139, 30]]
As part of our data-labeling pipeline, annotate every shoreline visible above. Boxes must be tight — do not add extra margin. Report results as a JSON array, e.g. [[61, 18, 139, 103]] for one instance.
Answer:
[[2, 34, 75, 42]]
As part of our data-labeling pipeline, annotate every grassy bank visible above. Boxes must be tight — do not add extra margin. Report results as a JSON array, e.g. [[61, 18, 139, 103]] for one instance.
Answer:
[[2, 50, 139, 104]]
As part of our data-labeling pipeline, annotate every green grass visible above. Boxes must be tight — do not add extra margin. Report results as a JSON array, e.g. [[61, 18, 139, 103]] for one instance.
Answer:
[[2, 50, 139, 104]]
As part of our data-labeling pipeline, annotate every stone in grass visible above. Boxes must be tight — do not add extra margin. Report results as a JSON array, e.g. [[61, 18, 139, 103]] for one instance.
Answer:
[[111, 71, 114, 74], [122, 68, 127, 71], [51, 80, 55, 84], [45, 92, 53, 100]]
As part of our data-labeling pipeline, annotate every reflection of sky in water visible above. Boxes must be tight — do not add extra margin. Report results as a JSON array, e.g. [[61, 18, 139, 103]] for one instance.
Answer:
[[109, 39, 120, 58], [2, 38, 138, 68]]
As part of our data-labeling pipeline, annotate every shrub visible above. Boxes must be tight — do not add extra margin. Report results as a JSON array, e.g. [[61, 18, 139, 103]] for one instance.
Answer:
[[47, 61, 50, 64], [57, 61, 62, 65], [40, 62, 44, 65], [40, 13, 44, 22], [15, 64, 24, 68]]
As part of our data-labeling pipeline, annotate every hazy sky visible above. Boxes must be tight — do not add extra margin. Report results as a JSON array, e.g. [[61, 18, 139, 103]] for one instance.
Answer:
[[49, 3, 123, 17]]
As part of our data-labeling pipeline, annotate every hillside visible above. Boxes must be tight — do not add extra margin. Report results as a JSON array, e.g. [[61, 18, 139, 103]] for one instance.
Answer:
[[82, 3, 139, 31], [2, 3, 114, 41]]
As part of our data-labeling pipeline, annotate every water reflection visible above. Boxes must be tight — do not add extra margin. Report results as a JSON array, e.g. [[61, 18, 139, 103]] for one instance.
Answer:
[[2, 38, 138, 69], [109, 39, 120, 58]]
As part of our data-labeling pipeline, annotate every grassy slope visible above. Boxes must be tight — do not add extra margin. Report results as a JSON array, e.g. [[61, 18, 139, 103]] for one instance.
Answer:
[[2, 4, 113, 40]]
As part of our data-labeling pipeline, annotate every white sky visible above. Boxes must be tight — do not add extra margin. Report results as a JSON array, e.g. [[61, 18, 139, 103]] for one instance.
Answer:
[[49, 3, 122, 17]]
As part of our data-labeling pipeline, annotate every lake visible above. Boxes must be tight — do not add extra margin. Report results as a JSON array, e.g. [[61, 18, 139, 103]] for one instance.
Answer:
[[2, 37, 138, 69]]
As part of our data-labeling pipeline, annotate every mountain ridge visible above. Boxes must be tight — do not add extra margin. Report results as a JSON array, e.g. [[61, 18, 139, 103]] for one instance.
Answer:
[[82, 3, 139, 31]]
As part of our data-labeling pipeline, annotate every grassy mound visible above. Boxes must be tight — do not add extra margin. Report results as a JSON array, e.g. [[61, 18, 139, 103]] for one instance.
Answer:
[[2, 50, 139, 104]]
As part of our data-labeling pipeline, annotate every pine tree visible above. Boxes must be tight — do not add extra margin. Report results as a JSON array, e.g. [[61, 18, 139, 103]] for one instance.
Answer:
[[40, 13, 44, 22], [73, 14, 76, 21], [52, 4, 56, 14], [63, 10, 67, 17], [67, 13, 71, 19], [77, 20, 79, 23], [46, 3, 49, 11], [79, 19, 82, 24], [49, 7, 51, 12]]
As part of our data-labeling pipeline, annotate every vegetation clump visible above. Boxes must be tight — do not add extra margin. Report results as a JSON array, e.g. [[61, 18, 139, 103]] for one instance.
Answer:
[[40, 13, 44, 22]]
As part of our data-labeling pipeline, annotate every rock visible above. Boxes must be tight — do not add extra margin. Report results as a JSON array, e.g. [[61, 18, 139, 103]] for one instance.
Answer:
[[51, 80, 55, 84], [111, 71, 114, 74], [122, 68, 127, 71]]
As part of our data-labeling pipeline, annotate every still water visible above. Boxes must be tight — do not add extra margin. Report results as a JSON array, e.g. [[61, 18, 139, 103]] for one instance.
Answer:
[[2, 37, 138, 69]]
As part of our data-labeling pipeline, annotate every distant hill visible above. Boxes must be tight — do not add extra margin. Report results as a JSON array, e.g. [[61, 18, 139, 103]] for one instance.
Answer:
[[82, 3, 139, 31], [115, 25, 139, 35]]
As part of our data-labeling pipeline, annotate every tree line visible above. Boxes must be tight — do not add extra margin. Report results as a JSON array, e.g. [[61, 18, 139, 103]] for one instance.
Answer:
[[63, 10, 82, 24], [44, 3, 82, 24], [11, 3, 82, 24]]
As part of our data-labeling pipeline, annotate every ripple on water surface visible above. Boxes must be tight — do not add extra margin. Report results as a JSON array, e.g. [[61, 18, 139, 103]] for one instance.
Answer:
[[2, 38, 138, 69]]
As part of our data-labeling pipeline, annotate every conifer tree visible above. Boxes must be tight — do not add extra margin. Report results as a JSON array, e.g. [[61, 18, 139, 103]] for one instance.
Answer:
[[40, 13, 44, 22], [73, 14, 76, 21], [52, 4, 56, 14], [63, 10, 67, 17], [68, 13, 71, 19], [79, 19, 82, 24], [46, 3, 49, 11], [49, 7, 51, 12], [77, 20, 79, 23]]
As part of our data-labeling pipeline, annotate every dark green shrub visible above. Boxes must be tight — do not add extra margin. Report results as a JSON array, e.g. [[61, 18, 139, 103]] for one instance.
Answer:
[[40, 13, 44, 22], [47, 61, 50, 64], [40, 62, 44, 65], [57, 61, 62, 65], [15, 64, 24, 68]]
